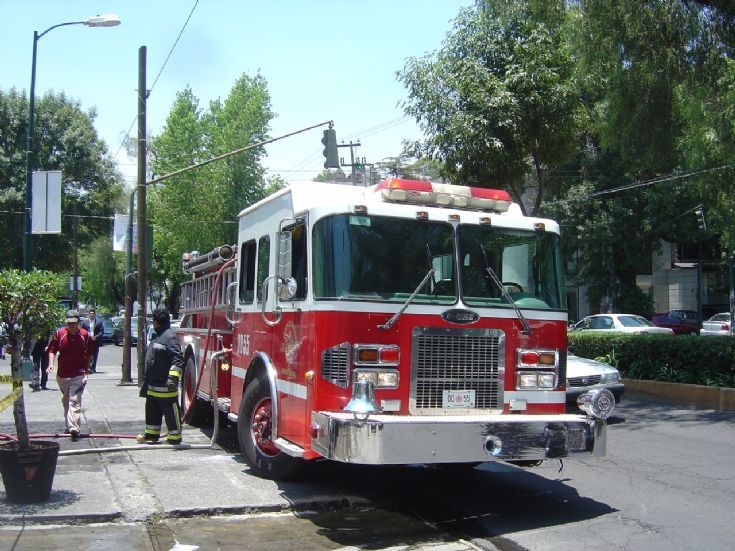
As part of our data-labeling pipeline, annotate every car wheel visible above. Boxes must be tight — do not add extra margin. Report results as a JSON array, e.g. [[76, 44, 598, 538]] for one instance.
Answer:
[[237, 372, 303, 480]]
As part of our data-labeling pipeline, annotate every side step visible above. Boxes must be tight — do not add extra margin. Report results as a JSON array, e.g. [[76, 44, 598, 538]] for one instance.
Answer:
[[275, 438, 305, 458], [216, 397, 231, 413]]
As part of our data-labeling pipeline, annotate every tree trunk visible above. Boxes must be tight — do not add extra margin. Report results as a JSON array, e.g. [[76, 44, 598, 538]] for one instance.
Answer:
[[10, 333, 31, 450]]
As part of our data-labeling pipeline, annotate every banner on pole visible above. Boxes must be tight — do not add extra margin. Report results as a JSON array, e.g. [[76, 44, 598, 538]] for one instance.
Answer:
[[112, 214, 137, 253], [31, 170, 62, 234]]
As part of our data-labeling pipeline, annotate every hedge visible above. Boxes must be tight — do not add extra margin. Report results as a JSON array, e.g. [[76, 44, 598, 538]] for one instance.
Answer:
[[567, 333, 735, 388]]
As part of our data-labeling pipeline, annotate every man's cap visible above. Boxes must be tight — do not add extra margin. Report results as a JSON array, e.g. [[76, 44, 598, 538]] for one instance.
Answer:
[[65, 310, 80, 323]]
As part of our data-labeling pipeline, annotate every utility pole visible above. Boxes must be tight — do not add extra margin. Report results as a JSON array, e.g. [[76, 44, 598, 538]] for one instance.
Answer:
[[338, 140, 363, 185], [136, 45, 148, 385], [120, 189, 134, 383]]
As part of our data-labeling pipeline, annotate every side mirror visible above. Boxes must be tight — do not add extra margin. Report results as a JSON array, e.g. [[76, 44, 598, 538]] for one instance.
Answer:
[[277, 230, 292, 281], [278, 277, 297, 301]]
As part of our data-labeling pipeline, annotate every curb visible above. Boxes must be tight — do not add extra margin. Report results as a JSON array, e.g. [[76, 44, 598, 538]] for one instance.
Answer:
[[622, 378, 735, 411]]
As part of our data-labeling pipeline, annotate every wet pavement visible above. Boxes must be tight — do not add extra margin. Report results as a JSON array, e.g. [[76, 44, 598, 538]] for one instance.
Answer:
[[0, 346, 489, 550]]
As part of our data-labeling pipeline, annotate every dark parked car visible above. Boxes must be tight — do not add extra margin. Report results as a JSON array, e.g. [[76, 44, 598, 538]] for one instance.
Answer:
[[101, 318, 115, 342], [650, 310, 700, 335], [112, 317, 147, 346]]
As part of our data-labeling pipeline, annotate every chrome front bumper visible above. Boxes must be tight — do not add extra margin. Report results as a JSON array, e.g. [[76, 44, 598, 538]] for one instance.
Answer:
[[311, 411, 606, 464]]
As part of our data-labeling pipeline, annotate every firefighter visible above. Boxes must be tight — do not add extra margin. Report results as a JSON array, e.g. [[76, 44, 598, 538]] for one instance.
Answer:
[[136, 307, 184, 444]]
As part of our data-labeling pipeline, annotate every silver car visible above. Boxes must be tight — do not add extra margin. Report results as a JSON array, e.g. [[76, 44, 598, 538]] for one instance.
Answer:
[[566, 353, 625, 404], [570, 314, 674, 335], [700, 313, 732, 336]]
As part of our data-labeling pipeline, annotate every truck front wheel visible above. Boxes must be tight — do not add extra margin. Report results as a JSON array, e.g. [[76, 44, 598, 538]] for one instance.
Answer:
[[237, 374, 302, 480], [180, 357, 212, 427]]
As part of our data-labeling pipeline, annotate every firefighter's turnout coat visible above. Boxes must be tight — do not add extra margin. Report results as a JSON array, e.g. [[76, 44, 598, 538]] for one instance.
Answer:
[[144, 325, 184, 398], [141, 324, 184, 443]]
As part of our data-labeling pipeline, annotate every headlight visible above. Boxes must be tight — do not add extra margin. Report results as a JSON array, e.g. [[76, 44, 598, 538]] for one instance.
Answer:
[[600, 372, 620, 384], [538, 373, 556, 388], [354, 369, 399, 389], [518, 373, 538, 389], [517, 372, 557, 390]]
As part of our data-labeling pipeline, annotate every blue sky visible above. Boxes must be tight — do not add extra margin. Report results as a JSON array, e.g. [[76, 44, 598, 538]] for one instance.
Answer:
[[2, 0, 473, 185]]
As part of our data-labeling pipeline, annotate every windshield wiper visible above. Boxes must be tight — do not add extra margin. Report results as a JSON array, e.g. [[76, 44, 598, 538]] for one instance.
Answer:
[[378, 264, 436, 331], [478, 242, 532, 335]]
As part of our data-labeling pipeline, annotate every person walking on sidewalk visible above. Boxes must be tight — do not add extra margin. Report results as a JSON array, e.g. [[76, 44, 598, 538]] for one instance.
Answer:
[[137, 307, 184, 444], [46, 310, 91, 441], [28, 333, 50, 391], [82, 307, 103, 373]]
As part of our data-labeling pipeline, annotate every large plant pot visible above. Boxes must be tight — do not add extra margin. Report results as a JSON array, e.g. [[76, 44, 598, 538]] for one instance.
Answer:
[[0, 440, 60, 503]]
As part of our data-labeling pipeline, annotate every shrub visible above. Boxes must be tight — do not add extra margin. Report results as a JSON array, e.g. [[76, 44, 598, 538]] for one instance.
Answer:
[[567, 332, 735, 388]]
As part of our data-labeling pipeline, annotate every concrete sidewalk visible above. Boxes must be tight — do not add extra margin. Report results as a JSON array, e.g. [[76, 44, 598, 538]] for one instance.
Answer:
[[0, 347, 365, 524]]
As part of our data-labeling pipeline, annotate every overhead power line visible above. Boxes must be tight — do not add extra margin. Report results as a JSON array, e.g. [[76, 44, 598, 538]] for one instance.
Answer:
[[545, 165, 729, 206], [112, 0, 199, 162]]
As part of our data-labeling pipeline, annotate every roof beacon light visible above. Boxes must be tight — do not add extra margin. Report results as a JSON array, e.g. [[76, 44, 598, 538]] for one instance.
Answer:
[[375, 178, 512, 213]]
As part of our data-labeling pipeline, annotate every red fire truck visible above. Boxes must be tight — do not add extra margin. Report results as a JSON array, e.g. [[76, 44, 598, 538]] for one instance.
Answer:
[[177, 178, 614, 480]]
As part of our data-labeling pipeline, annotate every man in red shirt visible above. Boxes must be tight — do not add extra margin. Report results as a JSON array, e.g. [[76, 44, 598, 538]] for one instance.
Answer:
[[46, 310, 91, 441]]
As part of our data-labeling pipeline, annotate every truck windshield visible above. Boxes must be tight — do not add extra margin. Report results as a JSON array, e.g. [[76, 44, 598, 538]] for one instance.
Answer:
[[312, 214, 565, 310], [313, 214, 455, 303], [457, 225, 565, 310]]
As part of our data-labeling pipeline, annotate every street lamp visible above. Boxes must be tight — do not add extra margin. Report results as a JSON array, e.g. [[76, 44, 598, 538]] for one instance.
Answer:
[[23, 13, 121, 271]]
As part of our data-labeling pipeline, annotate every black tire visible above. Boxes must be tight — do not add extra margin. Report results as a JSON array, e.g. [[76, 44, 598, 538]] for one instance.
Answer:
[[180, 357, 212, 427], [237, 373, 303, 480]]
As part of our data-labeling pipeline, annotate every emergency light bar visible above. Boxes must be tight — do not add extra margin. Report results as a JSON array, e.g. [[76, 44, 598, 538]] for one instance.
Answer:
[[374, 178, 512, 213]]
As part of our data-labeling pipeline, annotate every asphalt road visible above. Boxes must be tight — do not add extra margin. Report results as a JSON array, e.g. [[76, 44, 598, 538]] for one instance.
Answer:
[[1, 344, 734, 550]]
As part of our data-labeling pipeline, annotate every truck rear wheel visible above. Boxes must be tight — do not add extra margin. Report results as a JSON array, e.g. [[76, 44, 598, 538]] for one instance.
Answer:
[[180, 357, 212, 427], [237, 373, 302, 480]]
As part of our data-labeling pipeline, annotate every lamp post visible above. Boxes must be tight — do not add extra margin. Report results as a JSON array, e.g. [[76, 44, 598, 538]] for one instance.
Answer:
[[23, 13, 121, 271]]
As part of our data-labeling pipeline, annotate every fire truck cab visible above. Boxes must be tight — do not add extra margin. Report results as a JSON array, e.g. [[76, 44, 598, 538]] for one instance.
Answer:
[[177, 179, 614, 480]]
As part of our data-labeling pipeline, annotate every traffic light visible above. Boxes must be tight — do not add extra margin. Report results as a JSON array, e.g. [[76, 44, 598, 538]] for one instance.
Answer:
[[322, 128, 339, 169], [694, 205, 707, 231]]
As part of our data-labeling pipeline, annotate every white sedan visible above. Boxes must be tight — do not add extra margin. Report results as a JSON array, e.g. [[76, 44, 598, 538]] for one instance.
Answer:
[[570, 314, 674, 335], [566, 354, 625, 404], [700, 313, 732, 336]]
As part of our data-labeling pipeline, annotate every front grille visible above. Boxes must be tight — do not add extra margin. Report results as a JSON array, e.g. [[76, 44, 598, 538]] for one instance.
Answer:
[[410, 327, 504, 414], [321, 342, 350, 388], [567, 375, 601, 387]]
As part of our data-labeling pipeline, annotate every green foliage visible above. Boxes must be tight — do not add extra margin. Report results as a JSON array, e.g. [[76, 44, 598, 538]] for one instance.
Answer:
[[79, 236, 125, 312], [375, 155, 445, 181], [0, 269, 65, 338], [0, 88, 124, 272], [540, 1, 730, 311], [148, 75, 275, 308], [0, 269, 65, 448], [398, 0, 581, 215], [568, 332, 735, 388]]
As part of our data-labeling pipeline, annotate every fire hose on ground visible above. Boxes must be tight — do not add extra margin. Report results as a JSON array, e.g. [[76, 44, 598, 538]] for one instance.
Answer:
[[0, 349, 229, 457]]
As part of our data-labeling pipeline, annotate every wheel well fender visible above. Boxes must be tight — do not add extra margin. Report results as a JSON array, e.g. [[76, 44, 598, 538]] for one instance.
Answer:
[[245, 352, 280, 441], [182, 344, 199, 380]]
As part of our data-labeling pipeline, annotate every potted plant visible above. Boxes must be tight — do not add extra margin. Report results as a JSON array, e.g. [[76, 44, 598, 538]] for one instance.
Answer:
[[0, 269, 64, 503]]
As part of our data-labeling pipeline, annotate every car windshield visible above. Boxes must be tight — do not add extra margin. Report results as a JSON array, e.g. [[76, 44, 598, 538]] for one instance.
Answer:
[[710, 314, 730, 322], [618, 315, 654, 327], [312, 214, 565, 310]]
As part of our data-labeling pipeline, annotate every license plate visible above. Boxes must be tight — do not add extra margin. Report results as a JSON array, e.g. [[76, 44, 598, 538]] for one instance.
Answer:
[[442, 389, 475, 409]]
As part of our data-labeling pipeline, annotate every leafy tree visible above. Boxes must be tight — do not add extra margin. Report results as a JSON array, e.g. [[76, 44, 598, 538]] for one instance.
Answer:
[[149, 75, 275, 313], [79, 236, 125, 312], [0, 269, 65, 449], [0, 88, 124, 272], [375, 155, 445, 181], [543, 0, 732, 312], [398, 0, 580, 215], [313, 170, 334, 182]]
